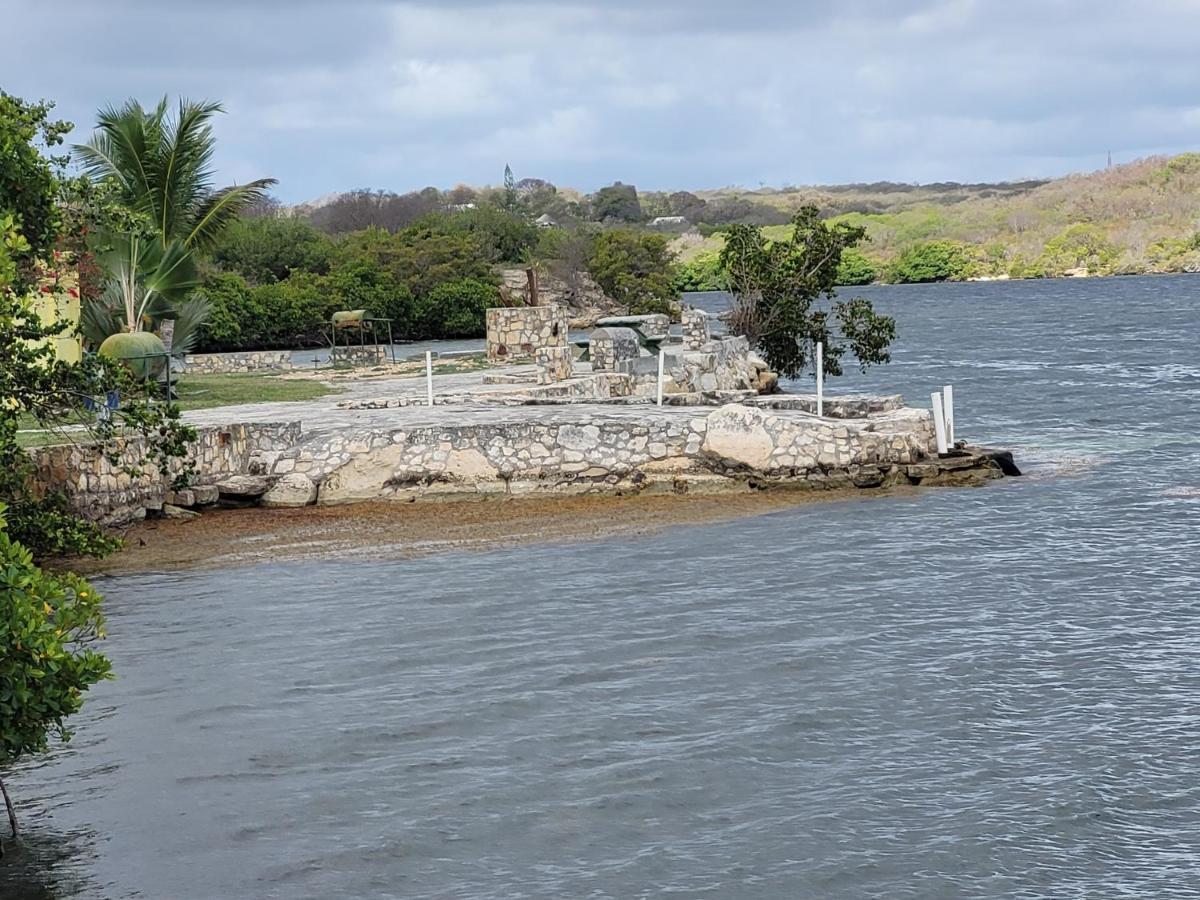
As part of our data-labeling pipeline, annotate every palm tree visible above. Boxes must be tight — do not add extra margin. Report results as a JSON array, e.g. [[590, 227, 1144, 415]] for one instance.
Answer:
[[74, 98, 275, 352], [75, 97, 276, 251]]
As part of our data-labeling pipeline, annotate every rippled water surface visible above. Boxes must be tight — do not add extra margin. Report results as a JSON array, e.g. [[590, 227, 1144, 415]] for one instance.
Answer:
[[5, 277, 1199, 899]]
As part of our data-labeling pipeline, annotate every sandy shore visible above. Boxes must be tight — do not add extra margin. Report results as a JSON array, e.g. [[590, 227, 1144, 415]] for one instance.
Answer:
[[64, 489, 913, 576]]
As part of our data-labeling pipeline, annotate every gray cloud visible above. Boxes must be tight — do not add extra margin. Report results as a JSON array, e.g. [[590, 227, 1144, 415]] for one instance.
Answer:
[[2, 0, 1197, 201]]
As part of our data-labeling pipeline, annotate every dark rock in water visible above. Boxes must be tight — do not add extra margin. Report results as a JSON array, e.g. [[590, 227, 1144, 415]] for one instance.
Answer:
[[985, 449, 1022, 477]]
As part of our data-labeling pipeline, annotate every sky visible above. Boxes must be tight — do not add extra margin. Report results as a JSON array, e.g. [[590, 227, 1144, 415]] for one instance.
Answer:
[[4, 0, 1199, 203]]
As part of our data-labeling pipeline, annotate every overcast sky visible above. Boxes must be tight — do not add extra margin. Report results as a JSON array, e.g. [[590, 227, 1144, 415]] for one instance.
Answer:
[[4, 0, 1198, 202]]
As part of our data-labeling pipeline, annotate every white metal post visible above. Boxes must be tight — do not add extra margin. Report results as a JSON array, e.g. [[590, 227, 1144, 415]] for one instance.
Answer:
[[943, 384, 955, 446], [931, 391, 948, 455], [425, 351, 434, 407], [816, 342, 824, 417], [656, 349, 665, 406]]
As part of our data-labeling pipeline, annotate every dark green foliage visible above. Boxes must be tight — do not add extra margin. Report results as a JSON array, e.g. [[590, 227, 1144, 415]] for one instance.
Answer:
[[193, 271, 256, 349], [445, 205, 538, 263], [719, 206, 895, 380], [888, 240, 973, 283], [587, 230, 679, 315], [209, 216, 334, 284], [673, 252, 724, 292], [0, 93, 70, 293], [415, 278, 498, 338], [1, 503, 112, 769], [336, 224, 496, 302], [590, 182, 642, 223], [834, 248, 877, 285]]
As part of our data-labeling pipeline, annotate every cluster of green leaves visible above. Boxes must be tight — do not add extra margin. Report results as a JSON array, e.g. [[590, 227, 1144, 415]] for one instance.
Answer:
[[887, 240, 975, 283], [834, 248, 877, 285], [586, 230, 679, 316], [1, 504, 112, 770], [673, 252, 724, 292], [1035, 224, 1119, 276], [719, 206, 895, 380], [195, 217, 505, 349]]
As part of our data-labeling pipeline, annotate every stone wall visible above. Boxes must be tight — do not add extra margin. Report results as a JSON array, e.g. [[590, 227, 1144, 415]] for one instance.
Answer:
[[30, 422, 301, 525], [184, 350, 295, 374], [270, 403, 943, 505], [486, 307, 567, 363], [681, 307, 710, 350]]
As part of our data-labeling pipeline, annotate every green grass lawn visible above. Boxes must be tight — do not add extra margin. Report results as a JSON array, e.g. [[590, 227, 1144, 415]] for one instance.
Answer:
[[172, 373, 338, 411], [15, 374, 339, 448]]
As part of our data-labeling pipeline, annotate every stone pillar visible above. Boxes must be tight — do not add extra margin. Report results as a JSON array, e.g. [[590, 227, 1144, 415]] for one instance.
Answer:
[[535, 346, 573, 385], [682, 307, 710, 349], [589, 327, 640, 372]]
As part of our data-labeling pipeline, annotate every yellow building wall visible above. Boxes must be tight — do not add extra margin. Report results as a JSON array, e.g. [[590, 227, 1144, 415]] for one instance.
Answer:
[[30, 263, 82, 363]]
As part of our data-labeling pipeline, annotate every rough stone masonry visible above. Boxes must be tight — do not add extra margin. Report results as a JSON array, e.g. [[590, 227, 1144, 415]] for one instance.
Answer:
[[32, 401, 1012, 523]]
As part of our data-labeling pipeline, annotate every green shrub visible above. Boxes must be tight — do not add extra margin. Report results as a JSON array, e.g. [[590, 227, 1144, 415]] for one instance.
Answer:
[[1036, 224, 1118, 276], [673, 252, 724, 292], [888, 241, 973, 283], [834, 248, 877, 285], [194, 271, 256, 350], [587, 230, 679, 315], [415, 278, 498, 338], [209, 217, 335, 284]]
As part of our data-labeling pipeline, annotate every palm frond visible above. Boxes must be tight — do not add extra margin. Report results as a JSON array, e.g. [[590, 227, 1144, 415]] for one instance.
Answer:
[[185, 179, 278, 250], [157, 99, 223, 245], [162, 294, 211, 355]]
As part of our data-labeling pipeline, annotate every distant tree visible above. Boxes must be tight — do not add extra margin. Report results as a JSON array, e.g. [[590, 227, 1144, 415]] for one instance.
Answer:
[[336, 224, 496, 304], [719, 206, 895, 379], [435, 205, 538, 264], [673, 251, 724, 292], [587, 230, 678, 315], [590, 182, 642, 223], [415, 277, 498, 338], [446, 184, 478, 207], [209, 216, 334, 284], [666, 190, 708, 221], [888, 241, 973, 283], [501, 164, 518, 212], [834, 248, 877, 285], [1037, 224, 1118, 275], [538, 226, 596, 298]]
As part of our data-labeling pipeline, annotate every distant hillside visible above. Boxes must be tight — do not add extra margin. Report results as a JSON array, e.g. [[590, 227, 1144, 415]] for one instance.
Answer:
[[289, 154, 1200, 284], [671, 155, 1200, 282]]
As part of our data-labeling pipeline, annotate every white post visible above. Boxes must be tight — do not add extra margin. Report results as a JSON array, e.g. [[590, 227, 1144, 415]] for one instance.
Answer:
[[425, 351, 434, 407], [816, 342, 824, 418], [931, 391, 948, 455], [656, 349, 665, 407], [943, 384, 955, 446]]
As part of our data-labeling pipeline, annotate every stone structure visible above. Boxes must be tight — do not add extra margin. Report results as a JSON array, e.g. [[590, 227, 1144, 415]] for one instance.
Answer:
[[30, 423, 300, 525], [534, 346, 573, 385], [332, 344, 387, 367], [595, 314, 670, 340], [681, 307, 711, 350], [486, 306, 567, 363], [184, 350, 295, 375], [589, 327, 640, 372], [498, 268, 623, 327]]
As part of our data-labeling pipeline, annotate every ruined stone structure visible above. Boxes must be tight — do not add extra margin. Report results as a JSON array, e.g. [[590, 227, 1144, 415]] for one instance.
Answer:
[[589, 327, 641, 372], [486, 307, 567, 363], [534, 346, 573, 384], [681, 307, 711, 350]]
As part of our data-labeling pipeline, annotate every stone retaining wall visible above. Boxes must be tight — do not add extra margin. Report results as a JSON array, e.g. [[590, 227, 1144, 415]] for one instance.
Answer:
[[269, 403, 943, 506], [184, 350, 295, 374], [31, 422, 301, 525]]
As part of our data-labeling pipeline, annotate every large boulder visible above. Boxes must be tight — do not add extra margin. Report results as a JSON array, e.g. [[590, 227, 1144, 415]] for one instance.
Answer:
[[215, 474, 272, 500], [701, 404, 777, 469], [261, 472, 318, 508]]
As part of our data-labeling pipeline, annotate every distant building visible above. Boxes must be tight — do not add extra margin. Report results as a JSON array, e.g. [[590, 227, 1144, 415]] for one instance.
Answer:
[[649, 215, 688, 228], [449, 202, 477, 212], [535, 213, 558, 228]]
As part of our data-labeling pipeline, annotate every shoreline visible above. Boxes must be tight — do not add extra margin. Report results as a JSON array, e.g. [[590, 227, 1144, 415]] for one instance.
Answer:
[[62, 487, 931, 577]]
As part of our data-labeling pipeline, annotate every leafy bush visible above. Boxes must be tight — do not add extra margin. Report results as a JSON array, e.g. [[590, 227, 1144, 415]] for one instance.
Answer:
[[209, 216, 334, 284], [250, 272, 338, 347], [888, 241, 974, 283], [442, 206, 538, 263], [336, 225, 496, 302], [415, 278, 498, 338], [194, 271, 256, 349], [587, 230, 679, 315], [673, 252, 724, 292], [834, 248, 877, 285], [1036, 224, 1119, 275]]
